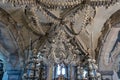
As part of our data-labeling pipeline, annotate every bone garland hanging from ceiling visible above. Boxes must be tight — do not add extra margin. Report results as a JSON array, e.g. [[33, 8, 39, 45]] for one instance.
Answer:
[[39, 23, 86, 65], [2, 0, 119, 37], [2, 0, 120, 9]]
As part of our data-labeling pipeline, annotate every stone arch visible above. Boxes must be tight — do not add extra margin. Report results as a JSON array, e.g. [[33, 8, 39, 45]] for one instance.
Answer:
[[0, 7, 23, 79], [97, 9, 120, 71]]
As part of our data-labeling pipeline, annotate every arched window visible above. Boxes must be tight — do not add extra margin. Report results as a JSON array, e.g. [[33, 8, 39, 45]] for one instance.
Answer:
[[56, 64, 66, 75], [53, 63, 68, 79]]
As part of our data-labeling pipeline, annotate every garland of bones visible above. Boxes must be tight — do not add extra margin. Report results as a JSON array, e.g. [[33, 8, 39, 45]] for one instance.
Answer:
[[2, 0, 119, 35], [1, 0, 120, 64]]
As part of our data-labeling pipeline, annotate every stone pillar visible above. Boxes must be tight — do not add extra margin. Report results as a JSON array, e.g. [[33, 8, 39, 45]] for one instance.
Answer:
[[67, 65, 71, 80], [47, 65, 53, 80], [7, 70, 22, 80], [3, 54, 23, 80], [70, 65, 76, 80]]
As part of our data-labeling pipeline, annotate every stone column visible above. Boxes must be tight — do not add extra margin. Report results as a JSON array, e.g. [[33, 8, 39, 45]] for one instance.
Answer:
[[7, 70, 22, 80], [70, 65, 76, 80], [47, 65, 53, 80], [4, 54, 23, 80]]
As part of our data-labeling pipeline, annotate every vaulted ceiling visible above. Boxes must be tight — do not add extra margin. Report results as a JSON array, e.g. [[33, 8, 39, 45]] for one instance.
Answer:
[[0, 0, 119, 65]]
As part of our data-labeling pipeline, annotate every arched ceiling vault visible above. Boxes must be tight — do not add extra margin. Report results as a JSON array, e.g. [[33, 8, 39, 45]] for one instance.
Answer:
[[0, 6, 41, 59], [0, 4, 55, 60], [96, 9, 120, 60], [80, 4, 120, 59], [97, 9, 120, 71]]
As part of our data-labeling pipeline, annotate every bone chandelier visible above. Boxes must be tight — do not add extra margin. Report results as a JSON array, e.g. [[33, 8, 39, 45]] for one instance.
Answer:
[[1, 0, 120, 80]]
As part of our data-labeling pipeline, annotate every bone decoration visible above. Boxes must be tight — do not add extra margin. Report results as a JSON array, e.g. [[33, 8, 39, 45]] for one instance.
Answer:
[[2, 0, 120, 9]]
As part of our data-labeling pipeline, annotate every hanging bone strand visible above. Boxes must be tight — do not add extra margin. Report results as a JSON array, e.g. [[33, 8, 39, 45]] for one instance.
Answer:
[[39, 0, 119, 9], [38, 7, 60, 23], [39, 0, 83, 9], [23, 54, 40, 80], [24, 6, 45, 35], [2, 0, 83, 8], [23, 49, 47, 80], [3, 0, 119, 9], [2, 0, 36, 6], [89, 0, 119, 7]]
